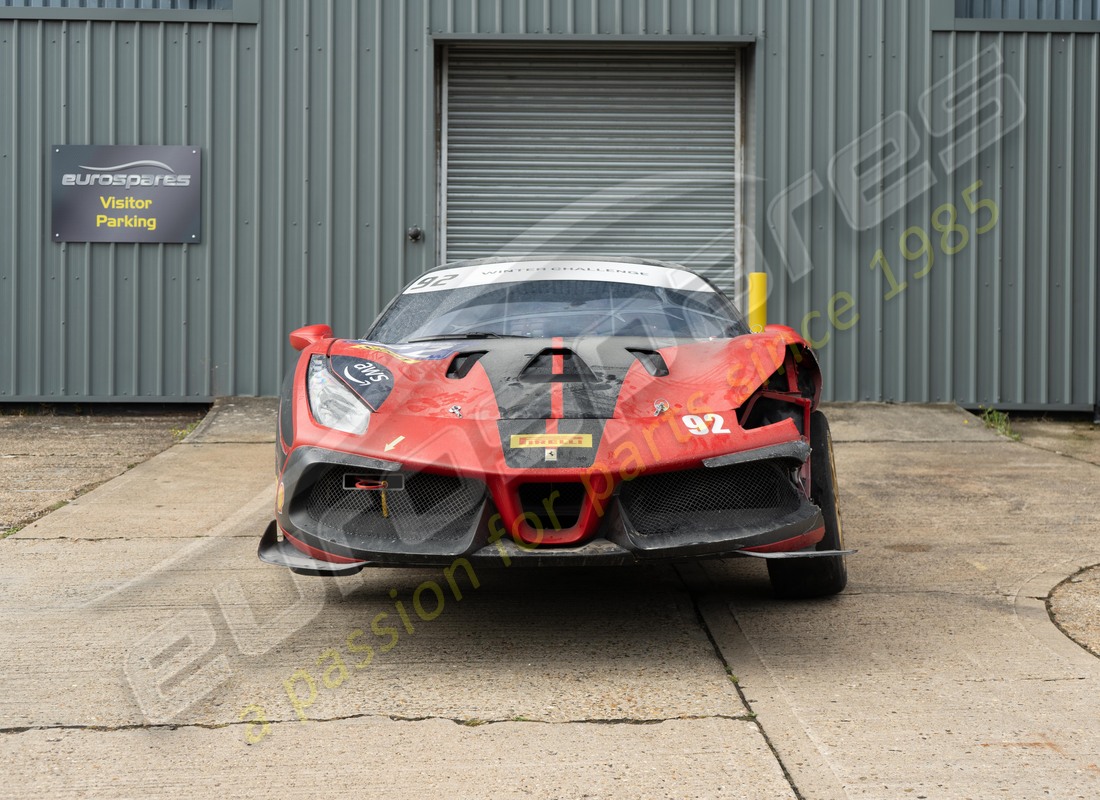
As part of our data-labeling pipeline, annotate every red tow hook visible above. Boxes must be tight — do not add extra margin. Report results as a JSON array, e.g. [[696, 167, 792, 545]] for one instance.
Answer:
[[352, 478, 389, 517]]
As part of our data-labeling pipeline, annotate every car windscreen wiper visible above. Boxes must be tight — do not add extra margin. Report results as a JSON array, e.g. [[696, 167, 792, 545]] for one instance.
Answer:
[[407, 332, 531, 342]]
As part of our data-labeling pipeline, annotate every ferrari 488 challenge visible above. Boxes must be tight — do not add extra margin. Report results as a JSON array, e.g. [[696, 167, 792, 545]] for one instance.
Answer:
[[260, 257, 850, 598]]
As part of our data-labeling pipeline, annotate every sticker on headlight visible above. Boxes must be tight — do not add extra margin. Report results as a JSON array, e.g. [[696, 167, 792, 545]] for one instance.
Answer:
[[330, 356, 394, 410]]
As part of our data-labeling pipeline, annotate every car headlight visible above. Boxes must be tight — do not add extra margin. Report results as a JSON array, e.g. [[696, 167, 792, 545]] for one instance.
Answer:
[[307, 355, 371, 434]]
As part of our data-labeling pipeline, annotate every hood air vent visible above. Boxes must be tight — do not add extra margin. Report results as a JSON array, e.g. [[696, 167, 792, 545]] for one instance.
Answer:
[[518, 348, 595, 383], [627, 348, 669, 377], [446, 351, 487, 379]]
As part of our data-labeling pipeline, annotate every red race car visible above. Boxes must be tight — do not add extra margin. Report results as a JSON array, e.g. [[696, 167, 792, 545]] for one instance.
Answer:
[[259, 257, 850, 598]]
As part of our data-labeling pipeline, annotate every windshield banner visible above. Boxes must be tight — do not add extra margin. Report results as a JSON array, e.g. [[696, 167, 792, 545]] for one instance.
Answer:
[[403, 260, 716, 294]]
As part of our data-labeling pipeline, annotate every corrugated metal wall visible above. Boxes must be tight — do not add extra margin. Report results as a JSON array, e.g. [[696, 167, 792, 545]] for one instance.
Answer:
[[756, 1, 1099, 406], [1, 0, 1097, 408], [956, 0, 1100, 20], [1, 0, 439, 399]]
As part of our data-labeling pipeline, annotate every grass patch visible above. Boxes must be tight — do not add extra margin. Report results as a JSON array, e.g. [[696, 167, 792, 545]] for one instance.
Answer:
[[1, 499, 70, 539], [171, 419, 202, 442], [979, 406, 1022, 441]]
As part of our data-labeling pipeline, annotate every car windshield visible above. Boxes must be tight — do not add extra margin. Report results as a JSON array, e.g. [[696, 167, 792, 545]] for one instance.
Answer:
[[367, 273, 748, 343]]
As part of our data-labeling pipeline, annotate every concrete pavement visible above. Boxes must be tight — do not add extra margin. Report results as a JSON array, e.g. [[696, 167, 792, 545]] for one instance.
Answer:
[[1012, 416, 1100, 661], [694, 405, 1100, 799], [0, 400, 1098, 798], [0, 398, 791, 799], [0, 406, 203, 535]]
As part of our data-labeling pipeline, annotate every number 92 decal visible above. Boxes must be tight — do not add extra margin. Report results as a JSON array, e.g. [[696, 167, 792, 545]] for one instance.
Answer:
[[407, 272, 459, 292], [682, 413, 731, 435]]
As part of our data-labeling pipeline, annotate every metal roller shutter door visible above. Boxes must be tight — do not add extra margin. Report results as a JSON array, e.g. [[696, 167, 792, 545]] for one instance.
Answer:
[[442, 45, 741, 290]]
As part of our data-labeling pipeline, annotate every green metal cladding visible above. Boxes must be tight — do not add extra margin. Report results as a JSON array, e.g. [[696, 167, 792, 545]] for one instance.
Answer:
[[0, 0, 1097, 408]]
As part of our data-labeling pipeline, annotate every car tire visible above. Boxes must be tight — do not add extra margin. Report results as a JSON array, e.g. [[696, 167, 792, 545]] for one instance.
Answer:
[[767, 410, 848, 599]]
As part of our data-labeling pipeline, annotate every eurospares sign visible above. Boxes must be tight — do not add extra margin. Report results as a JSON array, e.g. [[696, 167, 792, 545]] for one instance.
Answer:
[[52, 145, 201, 243]]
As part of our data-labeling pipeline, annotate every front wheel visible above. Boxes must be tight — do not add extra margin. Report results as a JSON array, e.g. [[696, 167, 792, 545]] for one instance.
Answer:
[[767, 411, 848, 599]]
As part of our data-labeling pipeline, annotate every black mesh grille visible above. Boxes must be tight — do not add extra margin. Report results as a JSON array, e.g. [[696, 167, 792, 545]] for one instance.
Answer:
[[619, 460, 802, 536], [301, 468, 486, 546], [518, 482, 587, 530]]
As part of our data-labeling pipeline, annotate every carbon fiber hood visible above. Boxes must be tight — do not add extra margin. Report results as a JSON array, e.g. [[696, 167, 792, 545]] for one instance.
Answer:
[[324, 331, 804, 421]]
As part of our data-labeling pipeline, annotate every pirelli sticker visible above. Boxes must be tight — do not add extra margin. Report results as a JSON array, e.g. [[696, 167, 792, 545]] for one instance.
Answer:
[[510, 433, 593, 449]]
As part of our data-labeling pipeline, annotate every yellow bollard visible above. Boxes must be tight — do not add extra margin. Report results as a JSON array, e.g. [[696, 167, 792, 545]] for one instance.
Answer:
[[748, 272, 767, 333]]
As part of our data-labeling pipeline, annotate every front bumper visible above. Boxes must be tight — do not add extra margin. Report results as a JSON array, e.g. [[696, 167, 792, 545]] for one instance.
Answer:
[[263, 443, 834, 574], [259, 520, 369, 576]]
